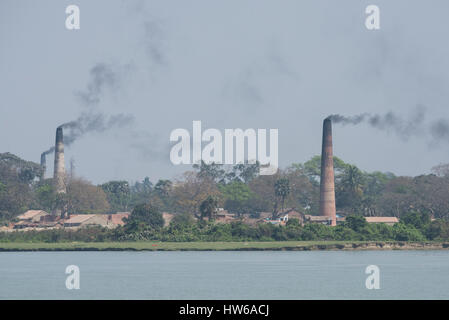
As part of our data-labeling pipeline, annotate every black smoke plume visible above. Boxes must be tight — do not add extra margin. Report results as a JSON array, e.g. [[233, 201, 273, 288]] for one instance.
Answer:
[[41, 12, 167, 164], [41, 113, 134, 157], [41, 146, 55, 156], [59, 113, 134, 146], [327, 107, 449, 143], [75, 63, 120, 106], [41, 62, 134, 160]]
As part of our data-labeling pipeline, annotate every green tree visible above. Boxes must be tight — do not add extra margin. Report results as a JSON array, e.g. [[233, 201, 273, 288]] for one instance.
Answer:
[[35, 183, 56, 212], [200, 195, 218, 220], [54, 193, 69, 219], [129, 177, 153, 207], [336, 165, 365, 213], [377, 175, 449, 219], [344, 215, 367, 232], [0, 169, 34, 216], [284, 165, 317, 213], [171, 212, 195, 227], [248, 173, 280, 213], [101, 181, 131, 212], [193, 161, 226, 182], [274, 178, 290, 214], [400, 211, 430, 231], [393, 223, 425, 241], [172, 171, 220, 216], [360, 171, 394, 216], [426, 220, 449, 241], [0, 152, 43, 183], [126, 203, 164, 231], [193, 161, 260, 184], [286, 218, 301, 227], [67, 178, 110, 214], [227, 162, 260, 183], [154, 179, 173, 198], [220, 181, 253, 216], [300, 155, 349, 184]]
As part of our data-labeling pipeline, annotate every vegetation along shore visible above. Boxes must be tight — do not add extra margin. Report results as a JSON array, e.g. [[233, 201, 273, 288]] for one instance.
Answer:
[[1, 241, 449, 252], [2, 155, 449, 247]]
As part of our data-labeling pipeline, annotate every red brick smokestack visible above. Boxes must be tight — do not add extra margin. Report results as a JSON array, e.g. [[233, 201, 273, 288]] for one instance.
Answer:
[[40, 152, 46, 181], [53, 127, 66, 194], [319, 118, 336, 226]]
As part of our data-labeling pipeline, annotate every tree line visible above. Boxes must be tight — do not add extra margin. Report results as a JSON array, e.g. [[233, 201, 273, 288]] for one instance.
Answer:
[[1, 152, 449, 225], [1, 206, 448, 242]]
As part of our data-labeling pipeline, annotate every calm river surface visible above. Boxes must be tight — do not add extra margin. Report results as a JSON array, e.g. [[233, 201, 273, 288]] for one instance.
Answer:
[[1, 250, 448, 299]]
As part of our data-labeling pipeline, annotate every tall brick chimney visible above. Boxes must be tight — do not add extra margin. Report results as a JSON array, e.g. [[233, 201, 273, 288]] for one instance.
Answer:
[[319, 118, 336, 226], [40, 152, 46, 180], [53, 127, 66, 194]]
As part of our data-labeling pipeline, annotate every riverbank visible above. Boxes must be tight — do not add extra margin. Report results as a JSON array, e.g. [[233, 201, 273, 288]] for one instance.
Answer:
[[0, 241, 448, 251]]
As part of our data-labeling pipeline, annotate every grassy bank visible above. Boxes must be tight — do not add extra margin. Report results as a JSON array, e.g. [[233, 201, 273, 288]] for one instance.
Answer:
[[0, 241, 448, 251]]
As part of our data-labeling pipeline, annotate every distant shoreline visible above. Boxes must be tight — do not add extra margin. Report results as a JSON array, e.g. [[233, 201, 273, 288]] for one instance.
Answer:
[[0, 241, 449, 252]]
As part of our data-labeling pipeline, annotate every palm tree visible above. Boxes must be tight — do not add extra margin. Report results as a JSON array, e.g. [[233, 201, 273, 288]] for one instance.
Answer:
[[200, 195, 218, 220], [274, 178, 290, 215], [339, 165, 364, 213], [342, 165, 364, 193], [154, 179, 172, 198]]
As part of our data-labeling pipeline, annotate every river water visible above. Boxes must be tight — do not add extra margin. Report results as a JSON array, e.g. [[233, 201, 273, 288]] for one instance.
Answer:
[[0, 250, 448, 299]]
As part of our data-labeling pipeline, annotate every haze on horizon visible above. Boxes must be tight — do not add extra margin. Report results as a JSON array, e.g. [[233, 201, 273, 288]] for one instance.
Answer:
[[1, 0, 449, 184]]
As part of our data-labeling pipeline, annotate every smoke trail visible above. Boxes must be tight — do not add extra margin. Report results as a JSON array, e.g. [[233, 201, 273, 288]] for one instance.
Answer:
[[41, 60, 135, 158], [430, 119, 449, 141], [59, 112, 134, 146], [327, 107, 429, 140], [42, 146, 54, 156], [41, 12, 167, 162], [41, 113, 134, 157], [327, 107, 449, 143], [143, 20, 166, 66], [75, 63, 120, 106]]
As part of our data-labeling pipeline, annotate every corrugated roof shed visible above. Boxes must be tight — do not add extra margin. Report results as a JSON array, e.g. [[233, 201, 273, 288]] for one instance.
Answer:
[[17, 210, 48, 220], [64, 214, 95, 224], [365, 217, 399, 223]]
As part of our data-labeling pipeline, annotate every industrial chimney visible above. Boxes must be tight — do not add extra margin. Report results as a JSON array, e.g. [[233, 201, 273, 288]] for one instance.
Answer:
[[53, 126, 66, 194], [40, 152, 46, 180], [319, 118, 336, 226]]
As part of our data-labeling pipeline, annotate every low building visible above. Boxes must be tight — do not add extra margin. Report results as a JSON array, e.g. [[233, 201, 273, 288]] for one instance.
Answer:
[[304, 215, 333, 226], [64, 213, 132, 229], [0, 225, 13, 232], [278, 209, 304, 224], [14, 210, 52, 229], [11, 212, 130, 230], [336, 216, 346, 225], [264, 209, 305, 226], [327, 216, 399, 226], [365, 216, 399, 226], [64, 214, 108, 228], [17, 210, 50, 223], [215, 210, 237, 224]]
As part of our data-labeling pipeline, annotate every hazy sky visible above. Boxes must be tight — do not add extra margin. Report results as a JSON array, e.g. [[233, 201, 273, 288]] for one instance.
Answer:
[[1, 0, 449, 184]]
